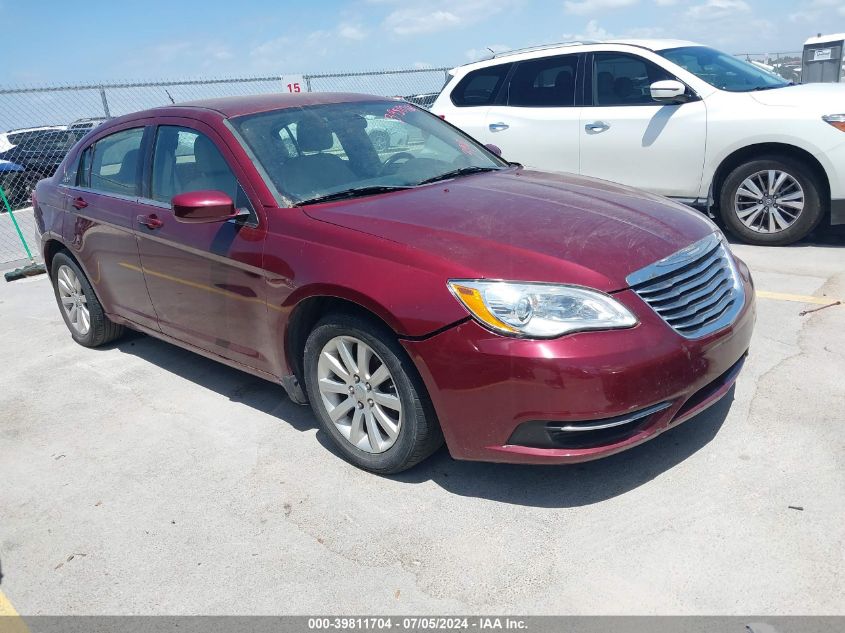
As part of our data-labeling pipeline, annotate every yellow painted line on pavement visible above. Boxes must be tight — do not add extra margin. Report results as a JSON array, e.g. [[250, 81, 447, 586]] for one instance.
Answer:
[[756, 290, 840, 305], [0, 589, 29, 633]]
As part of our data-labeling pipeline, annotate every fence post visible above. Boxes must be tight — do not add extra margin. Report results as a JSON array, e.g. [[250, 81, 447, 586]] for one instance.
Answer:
[[99, 86, 111, 117], [305, 75, 312, 93]]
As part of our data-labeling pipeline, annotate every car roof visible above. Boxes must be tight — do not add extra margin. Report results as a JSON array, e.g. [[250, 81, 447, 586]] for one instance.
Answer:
[[4, 125, 67, 134], [452, 38, 702, 72], [158, 92, 395, 119], [603, 38, 700, 51]]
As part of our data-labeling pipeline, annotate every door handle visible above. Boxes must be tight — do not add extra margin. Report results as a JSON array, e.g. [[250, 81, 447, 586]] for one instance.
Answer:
[[71, 196, 88, 210], [137, 214, 163, 230], [489, 122, 509, 132], [585, 121, 610, 133]]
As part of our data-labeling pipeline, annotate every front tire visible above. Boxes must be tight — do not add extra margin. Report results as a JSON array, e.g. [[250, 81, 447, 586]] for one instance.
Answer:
[[718, 157, 824, 246], [51, 252, 124, 347], [369, 130, 390, 152], [303, 313, 443, 473]]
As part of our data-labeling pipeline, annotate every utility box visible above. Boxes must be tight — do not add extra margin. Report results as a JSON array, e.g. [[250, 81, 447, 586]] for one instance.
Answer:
[[802, 33, 845, 83]]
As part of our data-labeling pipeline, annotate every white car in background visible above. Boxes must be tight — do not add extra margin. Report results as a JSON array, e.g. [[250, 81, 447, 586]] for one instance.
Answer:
[[0, 125, 66, 153], [431, 40, 845, 245]]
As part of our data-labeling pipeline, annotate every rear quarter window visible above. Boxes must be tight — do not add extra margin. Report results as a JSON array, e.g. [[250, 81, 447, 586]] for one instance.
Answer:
[[450, 63, 512, 107]]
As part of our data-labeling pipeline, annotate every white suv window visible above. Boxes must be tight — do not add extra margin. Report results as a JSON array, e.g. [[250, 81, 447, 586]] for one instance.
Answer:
[[507, 55, 578, 107], [451, 63, 512, 107], [592, 53, 673, 106]]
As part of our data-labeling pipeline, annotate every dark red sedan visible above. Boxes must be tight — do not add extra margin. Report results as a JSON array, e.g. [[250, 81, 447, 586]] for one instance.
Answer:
[[34, 93, 755, 473]]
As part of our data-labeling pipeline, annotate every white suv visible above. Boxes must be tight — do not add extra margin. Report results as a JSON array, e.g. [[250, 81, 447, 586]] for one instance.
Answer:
[[431, 40, 845, 245]]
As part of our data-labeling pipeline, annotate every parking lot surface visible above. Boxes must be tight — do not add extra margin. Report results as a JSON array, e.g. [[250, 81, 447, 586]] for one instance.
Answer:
[[1, 234, 843, 615]]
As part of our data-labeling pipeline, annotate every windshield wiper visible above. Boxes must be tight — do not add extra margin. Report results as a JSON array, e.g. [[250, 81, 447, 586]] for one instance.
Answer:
[[742, 83, 793, 92], [416, 166, 501, 186], [294, 185, 414, 206]]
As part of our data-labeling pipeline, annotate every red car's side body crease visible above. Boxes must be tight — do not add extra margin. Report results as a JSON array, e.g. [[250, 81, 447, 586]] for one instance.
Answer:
[[34, 93, 755, 466]]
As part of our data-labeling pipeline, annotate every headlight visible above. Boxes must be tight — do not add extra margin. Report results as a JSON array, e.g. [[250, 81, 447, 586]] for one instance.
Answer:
[[823, 114, 845, 132], [447, 280, 638, 338]]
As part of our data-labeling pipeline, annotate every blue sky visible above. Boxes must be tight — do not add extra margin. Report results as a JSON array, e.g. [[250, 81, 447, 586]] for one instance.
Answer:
[[1, 0, 844, 84]]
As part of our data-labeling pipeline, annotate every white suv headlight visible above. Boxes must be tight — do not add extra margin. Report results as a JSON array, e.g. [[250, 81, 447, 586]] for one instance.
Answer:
[[447, 280, 638, 338], [822, 114, 845, 132]]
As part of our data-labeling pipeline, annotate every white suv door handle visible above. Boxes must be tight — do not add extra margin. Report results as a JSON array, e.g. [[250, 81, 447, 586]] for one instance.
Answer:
[[585, 121, 610, 133], [489, 122, 509, 132]]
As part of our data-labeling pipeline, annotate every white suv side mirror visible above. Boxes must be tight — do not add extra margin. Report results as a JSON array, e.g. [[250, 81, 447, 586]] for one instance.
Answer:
[[650, 80, 688, 104]]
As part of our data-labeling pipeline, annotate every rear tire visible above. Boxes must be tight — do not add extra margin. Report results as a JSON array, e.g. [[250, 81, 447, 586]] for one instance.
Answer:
[[303, 313, 443, 473], [718, 157, 824, 246], [51, 252, 124, 347]]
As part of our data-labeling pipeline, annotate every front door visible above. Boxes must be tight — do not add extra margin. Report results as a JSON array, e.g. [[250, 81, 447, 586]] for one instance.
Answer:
[[579, 52, 707, 198], [134, 121, 273, 373]]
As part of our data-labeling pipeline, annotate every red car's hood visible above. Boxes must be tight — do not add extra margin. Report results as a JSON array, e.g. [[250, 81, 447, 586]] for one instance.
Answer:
[[303, 169, 717, 292]]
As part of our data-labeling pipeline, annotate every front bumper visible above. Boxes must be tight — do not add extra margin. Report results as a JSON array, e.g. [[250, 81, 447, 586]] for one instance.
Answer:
[[401, 263, 755, 464]]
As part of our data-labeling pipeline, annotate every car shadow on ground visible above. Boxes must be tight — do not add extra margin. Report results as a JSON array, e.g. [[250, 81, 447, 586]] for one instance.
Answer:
[[108, 330, 733, 509], [108, 331, 318, 433]]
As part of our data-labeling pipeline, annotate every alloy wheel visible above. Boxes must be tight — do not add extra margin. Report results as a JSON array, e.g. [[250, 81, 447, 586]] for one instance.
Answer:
[[734, 169, 804, 234], [56, 264, 90, 336], [317, 335, 402, 453]]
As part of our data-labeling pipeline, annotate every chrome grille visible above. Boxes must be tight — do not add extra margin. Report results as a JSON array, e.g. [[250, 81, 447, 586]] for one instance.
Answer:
[[626, 233, 745, 339]]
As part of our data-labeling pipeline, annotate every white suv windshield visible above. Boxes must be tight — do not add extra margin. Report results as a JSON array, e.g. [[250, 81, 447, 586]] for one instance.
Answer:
[[232, 100, 506, 205], [660, 46, 790, 92]]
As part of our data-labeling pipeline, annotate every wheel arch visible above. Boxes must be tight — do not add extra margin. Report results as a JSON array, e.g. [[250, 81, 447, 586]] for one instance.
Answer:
[[42, 238, 109, 308], [283, 292, 404, 398], [710, 143, 831, 213], [42, 238, 68, 278]]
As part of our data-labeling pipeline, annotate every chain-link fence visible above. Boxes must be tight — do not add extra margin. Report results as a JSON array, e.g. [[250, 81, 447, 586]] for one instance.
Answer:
[[0, 67, 450, 264], [734, 52, 803, 83], [0, 53, 817, 265]]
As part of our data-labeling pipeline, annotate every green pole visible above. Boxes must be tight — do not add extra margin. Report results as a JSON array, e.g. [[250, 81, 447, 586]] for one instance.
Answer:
[[0, 184, 34, 261]]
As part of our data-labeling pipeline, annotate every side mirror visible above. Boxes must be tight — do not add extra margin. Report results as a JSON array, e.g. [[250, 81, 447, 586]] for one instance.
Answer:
[[172, 190, 239, 223], [484, 143, 503, 157], [650, 80, 688, 104]]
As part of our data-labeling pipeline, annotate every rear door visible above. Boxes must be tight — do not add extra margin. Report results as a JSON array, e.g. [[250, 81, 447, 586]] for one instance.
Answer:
[[134, 119, 273, 373], [61, 124, 160, 331], [483, 53, 582, 174], [439, 62, 513, 142], [578, 51, 707, 198]]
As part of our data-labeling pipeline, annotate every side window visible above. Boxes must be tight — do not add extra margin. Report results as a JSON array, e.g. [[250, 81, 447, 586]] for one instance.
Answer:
[[151, 126, 238, 203], [151, 125, 256, 221], [77, 146, 93, 188], [508, 55, 578, 107], [89, 127, 144, 196], [451, 63, 512, 107], [592, 53, 674, 106]]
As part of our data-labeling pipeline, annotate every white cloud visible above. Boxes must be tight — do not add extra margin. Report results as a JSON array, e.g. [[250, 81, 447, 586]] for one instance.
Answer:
[[386, 9, 461, 35], [562, 19, 615, 40], [338, 23, 367, 40], [789, 0, 845, 22], [686, 0, 750, 21], [383, 0, 521, 36], [563, 0, 639, 16], [562, 19, 666, 42]]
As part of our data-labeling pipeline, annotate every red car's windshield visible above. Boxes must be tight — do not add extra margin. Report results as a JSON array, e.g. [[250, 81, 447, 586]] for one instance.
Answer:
[[231, 100, 506, 204]]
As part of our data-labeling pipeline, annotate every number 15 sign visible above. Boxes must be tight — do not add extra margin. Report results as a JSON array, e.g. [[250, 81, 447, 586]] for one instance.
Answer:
[[281, 74, 305, 93]]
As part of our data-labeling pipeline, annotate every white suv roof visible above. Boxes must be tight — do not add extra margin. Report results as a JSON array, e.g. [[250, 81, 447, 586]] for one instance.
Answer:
[[455, 39, 701, 72]]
